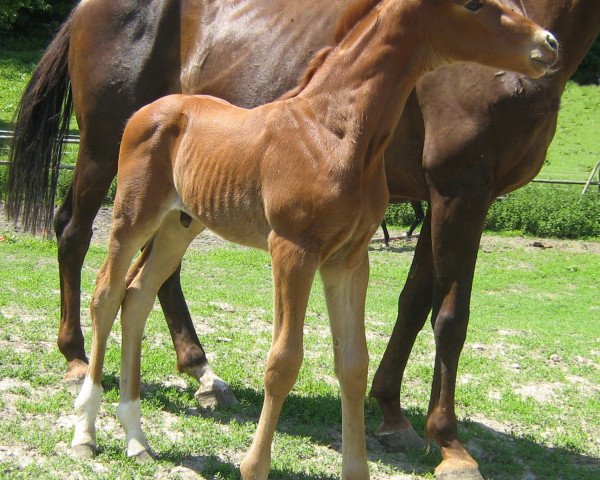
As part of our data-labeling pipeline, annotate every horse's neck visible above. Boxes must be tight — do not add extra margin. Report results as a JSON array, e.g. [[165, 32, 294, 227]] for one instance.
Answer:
[[528, 0, 600, 86], [297, 1, 428, 157]]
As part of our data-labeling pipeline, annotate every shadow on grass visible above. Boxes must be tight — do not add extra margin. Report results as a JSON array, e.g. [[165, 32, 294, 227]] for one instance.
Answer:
[[99, 374, 599, 479], [157, 453, 338, 480]]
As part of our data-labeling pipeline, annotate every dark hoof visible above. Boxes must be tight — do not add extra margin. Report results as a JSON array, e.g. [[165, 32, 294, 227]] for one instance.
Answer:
[[72, 443, 96, 459], [132, 449, 155, 463], [195, 386, 238, 409], [64, 360, 88, 384], [376, 425, 426, 451], [436, 467, 484, 480]]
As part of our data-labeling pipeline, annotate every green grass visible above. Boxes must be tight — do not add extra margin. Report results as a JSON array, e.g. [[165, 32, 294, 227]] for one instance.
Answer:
[[543, 82, 600, 181], [0, 231, 598, 479]]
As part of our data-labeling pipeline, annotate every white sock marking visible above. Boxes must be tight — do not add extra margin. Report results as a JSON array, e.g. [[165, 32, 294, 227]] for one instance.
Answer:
[[117, 399, 151, 456], [72, 376, 103, 447]]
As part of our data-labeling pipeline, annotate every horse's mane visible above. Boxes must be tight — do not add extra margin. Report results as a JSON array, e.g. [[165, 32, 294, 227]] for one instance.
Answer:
[[334, 0, 383, 43], [279, 0, 383, 100]]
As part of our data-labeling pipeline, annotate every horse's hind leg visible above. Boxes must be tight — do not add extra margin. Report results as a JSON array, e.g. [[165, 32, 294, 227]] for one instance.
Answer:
[[370, 213, 432, 450], [320, 252, 370, 480], [54, 141, 119, 381], [156, 267, 237, 408], [71, 221, 152, 458], [117, 211, 204, 458]]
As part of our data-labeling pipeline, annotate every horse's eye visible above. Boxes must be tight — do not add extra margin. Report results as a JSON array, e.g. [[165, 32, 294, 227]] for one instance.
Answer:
[[465, 0, 484, 11]]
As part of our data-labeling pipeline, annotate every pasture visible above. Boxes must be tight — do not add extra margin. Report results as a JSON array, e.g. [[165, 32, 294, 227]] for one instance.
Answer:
[[0, 222, 598, 479]]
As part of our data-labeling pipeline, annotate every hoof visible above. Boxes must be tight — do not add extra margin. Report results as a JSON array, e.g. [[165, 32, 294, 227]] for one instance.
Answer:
[[132, 449, 155, 464], [436, 467, 484, 480], [72, 443, 96, 459], [195, 385, 238, 409], [375, 424, 426, 451], [64, 360, 88, 384]]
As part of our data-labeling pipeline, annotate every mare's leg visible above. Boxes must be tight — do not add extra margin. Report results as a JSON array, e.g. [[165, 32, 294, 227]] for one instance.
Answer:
[[117, 211, 204, 458], [407, 201, 425, 236], [370, 213, 433, 450], [320, 252, 370, 480], [156, 267, 237, 408], [381, 220, 390, 247], [240, 235, 318, 480], [54, 136, 119, 380], [425, 189, 489, 480]]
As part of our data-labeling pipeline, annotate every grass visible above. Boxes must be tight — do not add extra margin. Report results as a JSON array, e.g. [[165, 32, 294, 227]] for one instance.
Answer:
[[0, 231, 598, 479], [542, 82, 600, 181]]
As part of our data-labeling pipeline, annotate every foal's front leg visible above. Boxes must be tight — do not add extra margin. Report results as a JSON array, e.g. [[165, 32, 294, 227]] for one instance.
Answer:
[[321, 252, 370, 480], [240, 234, 318, 480]]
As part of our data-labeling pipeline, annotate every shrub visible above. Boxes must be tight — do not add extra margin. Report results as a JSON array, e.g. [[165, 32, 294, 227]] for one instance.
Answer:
[[384, 203, 421, 228], [572, 35, 600, 85], [485, 185, 600, 238], [0, 1, 76, 34], [383, 186, 600, 239]]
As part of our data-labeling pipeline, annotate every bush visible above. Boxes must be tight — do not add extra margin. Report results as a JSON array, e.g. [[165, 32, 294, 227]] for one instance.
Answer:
[[485, 185, 600, 238], [383, 186, 600, 239], [384, 203, 421, 228], [572, 35, 600, 85], [0, 1, 76, 34]]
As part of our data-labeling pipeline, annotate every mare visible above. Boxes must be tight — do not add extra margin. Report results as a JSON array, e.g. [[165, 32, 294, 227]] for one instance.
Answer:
[[68, 1, 557, 479], [7, 0, 599, 477]]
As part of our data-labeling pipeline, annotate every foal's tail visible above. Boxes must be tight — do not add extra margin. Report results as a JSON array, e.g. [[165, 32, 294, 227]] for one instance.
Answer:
[[5, 13, 75, 235]]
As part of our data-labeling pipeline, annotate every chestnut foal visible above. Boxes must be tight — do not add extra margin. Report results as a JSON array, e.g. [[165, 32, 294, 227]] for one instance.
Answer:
[[72, 0, 557, 478]]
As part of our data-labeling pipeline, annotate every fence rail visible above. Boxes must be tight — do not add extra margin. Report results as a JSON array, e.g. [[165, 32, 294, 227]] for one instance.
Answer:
[[1, 129, 599, 191]]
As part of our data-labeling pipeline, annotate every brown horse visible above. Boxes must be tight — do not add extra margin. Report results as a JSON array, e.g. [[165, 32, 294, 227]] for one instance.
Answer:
[[69, 1, 557, 478], [5, 0, 598, 477]]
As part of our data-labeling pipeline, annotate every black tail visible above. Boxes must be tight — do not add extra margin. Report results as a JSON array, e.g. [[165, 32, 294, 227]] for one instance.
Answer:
[[5, 13, 75, 235]]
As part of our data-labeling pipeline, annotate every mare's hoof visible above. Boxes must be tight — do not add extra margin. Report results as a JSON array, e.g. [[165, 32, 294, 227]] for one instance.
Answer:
[[132, 449, 156, 464], [64, 360, 88, 384], [376, 424, 426, 451], [72, 443, 96, 459], [195, 385, 238, 409], [436, 467, 484, 480]]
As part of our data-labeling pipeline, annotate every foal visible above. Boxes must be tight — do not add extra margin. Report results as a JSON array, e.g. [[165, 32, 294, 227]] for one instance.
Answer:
[[72, 0, 557, 478]]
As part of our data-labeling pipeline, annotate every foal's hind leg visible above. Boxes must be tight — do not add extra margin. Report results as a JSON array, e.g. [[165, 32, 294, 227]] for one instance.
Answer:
[[320, 252, 370, 480], [71, 181, 174, 458], [240, 235, 318, 480], [71, 226, 152, 458], [117, 211, 204, 458]]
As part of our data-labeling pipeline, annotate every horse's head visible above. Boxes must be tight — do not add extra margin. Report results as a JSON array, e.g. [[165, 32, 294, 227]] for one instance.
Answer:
[[419, 0, 559, 77]]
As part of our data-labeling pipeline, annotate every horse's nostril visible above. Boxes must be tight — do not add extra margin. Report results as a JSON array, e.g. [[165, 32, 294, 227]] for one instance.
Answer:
[[546, 33, 559, 51]]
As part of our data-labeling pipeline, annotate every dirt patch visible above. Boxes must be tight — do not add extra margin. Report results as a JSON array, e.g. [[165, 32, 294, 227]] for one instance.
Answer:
[[514, 382, 565, 403], [3, 202, 599, 254]]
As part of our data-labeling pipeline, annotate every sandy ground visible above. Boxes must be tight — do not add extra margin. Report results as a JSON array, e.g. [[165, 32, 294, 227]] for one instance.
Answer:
[[2, 202, 599, 255]]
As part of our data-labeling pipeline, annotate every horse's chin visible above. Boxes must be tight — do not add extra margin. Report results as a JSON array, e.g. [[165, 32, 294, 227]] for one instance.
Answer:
[[524, 58, 555, 79]]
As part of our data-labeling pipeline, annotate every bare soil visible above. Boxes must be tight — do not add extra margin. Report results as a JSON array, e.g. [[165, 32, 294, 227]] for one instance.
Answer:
[[2, 203, 599, 254]]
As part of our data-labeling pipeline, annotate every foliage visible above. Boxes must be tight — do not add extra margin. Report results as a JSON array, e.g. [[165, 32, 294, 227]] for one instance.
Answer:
[[0, 0, 75, 34], [572, 35, 600, 85], [383, 202, 418, 228], [485, 185, 600, 238]]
